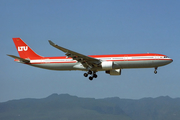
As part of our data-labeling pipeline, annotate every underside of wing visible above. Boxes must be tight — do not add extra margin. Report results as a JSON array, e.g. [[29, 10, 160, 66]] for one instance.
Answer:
[[48, 40, 101, 68]]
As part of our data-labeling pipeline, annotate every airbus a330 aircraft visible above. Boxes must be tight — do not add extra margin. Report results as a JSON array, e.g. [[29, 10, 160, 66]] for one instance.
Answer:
[[8, 38, 173, 80]]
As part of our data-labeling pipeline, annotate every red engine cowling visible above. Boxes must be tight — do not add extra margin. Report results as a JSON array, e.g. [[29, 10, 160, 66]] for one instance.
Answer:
[[105, 69, 121, 75]]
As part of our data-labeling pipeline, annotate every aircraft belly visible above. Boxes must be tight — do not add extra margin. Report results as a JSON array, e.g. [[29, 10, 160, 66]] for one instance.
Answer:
[[114, 60, 170, 69], [30, 63, 77, 71]]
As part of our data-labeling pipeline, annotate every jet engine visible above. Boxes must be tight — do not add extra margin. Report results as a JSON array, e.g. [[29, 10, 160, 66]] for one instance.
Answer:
[[105, 69, 121, 75], [101, 61, 114, 69]]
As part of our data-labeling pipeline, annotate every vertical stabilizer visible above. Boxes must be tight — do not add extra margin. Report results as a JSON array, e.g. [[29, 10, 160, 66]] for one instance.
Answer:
[[12, 38, 43, 59]]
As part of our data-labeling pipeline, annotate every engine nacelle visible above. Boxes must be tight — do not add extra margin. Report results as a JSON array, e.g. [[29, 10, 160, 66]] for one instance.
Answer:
[[101, 61, 113, 70], [105, 69, 121, 75]]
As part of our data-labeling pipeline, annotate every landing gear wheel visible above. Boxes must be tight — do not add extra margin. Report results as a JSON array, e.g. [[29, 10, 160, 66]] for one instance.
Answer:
[[93, 74, 97, 78], [154, 67, 158, 74], [84, 73, 88, 77], [86, 70, 98, 80], [88, 70, 92, 74], [89, 76, 93, 80]]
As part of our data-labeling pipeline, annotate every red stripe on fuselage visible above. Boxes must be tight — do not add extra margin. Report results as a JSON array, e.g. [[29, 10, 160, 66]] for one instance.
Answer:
[[28, 59, 171, 65], [89, 53, 165, 58], [109, 59, 171, 62]]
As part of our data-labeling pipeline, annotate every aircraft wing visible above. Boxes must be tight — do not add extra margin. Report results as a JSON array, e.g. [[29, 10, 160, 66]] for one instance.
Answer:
[[48, 40, 101, 68], [7, 54, 30, 63]]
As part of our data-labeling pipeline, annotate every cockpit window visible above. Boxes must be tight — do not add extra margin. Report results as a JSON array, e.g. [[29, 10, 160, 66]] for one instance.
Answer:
[[164, 56, 168, 58]]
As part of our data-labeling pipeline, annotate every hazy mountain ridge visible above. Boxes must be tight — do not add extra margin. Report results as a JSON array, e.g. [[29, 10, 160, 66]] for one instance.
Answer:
[[104, 96, 180, 120], [0, 94, 180, 120]]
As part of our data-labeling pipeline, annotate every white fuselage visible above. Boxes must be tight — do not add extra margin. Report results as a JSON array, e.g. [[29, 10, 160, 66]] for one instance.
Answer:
[[22, 53, 173, 71]]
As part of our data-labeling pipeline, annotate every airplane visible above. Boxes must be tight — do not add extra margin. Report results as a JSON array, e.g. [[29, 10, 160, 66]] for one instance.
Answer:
[[7, 38, 173, 80]]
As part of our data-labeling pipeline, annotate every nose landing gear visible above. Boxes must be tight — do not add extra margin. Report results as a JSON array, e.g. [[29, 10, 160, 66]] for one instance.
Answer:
[[83, 70, 98, 80], [154, 67, 158, 74]]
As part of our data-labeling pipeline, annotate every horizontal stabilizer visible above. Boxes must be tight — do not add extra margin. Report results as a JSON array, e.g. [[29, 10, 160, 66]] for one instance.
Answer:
[[7, 54, 30, 63]]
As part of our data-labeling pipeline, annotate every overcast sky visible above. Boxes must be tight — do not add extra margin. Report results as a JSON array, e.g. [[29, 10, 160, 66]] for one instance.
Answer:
[[1, 0, 179, 102]]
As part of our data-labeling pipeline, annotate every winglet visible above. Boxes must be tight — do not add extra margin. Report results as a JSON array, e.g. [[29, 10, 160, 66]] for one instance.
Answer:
[[48, 40, 69, 53], [48, 40, 56, 46]]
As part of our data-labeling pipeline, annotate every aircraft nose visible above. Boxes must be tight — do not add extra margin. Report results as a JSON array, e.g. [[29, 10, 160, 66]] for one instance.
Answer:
[[168, 58, 173, 64]]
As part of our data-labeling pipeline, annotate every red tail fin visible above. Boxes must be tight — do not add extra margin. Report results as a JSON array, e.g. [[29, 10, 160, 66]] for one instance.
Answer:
[[12, 38, 43, 59]]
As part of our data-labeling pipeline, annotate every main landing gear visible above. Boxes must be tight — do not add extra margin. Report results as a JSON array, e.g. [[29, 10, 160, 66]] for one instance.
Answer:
[[83, 70, 98, 81], [154, 67, 158, 74]]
